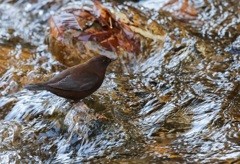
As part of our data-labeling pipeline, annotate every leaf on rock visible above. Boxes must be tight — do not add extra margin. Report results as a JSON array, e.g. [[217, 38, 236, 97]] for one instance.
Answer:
[[49, 16, 65, 40], [49, 9, 97, 39], [100, 35, 119, 52], [92, 1, 117, 28], [78, 29, 117, 42], [49, 0, 141, 53]]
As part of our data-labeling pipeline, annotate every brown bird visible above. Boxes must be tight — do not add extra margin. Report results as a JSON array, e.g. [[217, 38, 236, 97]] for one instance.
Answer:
[[24, 55, 115, 100]]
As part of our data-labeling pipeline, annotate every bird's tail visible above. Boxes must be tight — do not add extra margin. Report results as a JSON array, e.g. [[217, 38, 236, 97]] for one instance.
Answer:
[[24, 82, 47, 90]]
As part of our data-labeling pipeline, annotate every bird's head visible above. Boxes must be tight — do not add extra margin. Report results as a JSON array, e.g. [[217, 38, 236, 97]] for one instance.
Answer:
[[88, 55, 116, 68]]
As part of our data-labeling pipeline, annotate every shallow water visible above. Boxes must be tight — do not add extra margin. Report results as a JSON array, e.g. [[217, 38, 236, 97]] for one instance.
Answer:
[[0, 0, 240, 163]]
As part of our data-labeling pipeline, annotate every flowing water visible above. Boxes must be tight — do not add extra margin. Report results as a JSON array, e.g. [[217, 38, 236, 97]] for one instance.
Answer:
[[0, 0, 239, 163]]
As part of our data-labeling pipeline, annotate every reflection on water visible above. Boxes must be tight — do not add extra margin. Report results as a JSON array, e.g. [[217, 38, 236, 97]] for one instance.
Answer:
[[0, 0, 240, 163]]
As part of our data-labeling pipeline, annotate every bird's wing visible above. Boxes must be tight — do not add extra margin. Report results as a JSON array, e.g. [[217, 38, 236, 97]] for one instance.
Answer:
[[47, 73, 99, 92]]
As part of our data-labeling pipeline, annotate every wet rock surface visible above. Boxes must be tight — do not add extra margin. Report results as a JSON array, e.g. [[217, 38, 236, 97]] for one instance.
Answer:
[[0, 0, 239, 163]]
